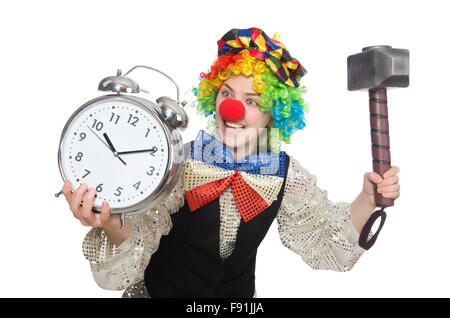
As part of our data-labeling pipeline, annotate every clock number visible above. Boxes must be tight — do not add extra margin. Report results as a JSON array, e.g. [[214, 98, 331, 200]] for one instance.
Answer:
[[149, 146, 158, 156], [145, 128, 150, 138], [82, 169, 91, 178], [96, 183, 103, 192], [114, 187, 123, 196], [92, 119, 104, 131], [133, 181, 141, 190], [75, 152, 83, 161], [146, 166, 155, 176], [79, 132, 86, 141], [127, 114, 139, 127], [109, 112, 120, 124]]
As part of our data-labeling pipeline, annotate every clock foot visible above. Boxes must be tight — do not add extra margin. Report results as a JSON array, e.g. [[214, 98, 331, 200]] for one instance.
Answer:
[[120, 213, 125, 230]]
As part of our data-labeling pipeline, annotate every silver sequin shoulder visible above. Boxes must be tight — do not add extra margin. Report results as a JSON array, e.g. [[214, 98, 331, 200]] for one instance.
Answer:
[[277, 156, 365, 271]]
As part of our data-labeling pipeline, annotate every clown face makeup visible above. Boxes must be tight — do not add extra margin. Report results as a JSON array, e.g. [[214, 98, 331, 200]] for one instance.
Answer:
[[194, 28, 309, 154], [215, 74, 271, 159]]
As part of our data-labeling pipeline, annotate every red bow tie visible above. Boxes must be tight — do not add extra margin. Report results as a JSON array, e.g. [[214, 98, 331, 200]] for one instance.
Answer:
[[184, 159, 284, 222]]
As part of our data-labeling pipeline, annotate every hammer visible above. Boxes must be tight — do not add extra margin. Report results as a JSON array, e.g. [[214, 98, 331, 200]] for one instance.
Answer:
[[347, 45, 409, 249]]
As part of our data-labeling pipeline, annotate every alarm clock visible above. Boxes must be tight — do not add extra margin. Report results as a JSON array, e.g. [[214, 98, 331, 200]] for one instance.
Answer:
[[56, 65, 188, 228]]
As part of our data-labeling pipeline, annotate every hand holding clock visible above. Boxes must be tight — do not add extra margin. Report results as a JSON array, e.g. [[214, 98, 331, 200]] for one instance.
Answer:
[[58, 97, 172, 242], [61, 180, 132, 246]]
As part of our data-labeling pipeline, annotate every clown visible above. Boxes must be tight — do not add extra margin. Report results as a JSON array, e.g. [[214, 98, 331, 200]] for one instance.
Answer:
[[61, 27, 400, 297]]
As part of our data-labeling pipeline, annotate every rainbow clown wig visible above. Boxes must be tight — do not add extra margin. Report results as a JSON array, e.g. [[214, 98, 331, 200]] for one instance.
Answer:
[[193, 27, 309, 153]]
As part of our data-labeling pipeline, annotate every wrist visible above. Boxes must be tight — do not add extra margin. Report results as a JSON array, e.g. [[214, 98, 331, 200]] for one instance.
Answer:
[[359, 190, 376, 210], [103, 219, 132, 246], [351, 192, 376, 234]]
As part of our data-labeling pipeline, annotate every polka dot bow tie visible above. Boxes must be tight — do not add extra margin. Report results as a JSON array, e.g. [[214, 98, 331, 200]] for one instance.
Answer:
[[183, 130, 287, 222]]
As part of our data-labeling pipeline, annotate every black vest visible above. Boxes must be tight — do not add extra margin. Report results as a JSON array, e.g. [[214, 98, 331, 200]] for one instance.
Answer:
[[144, 155, 290, 297]]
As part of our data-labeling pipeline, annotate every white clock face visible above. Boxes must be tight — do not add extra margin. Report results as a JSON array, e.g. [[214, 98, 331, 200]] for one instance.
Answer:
[[59, 98, 169, 210]]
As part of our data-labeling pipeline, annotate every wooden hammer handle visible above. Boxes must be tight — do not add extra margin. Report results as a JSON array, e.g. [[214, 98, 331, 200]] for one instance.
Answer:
[[369, 88, 394, 208]]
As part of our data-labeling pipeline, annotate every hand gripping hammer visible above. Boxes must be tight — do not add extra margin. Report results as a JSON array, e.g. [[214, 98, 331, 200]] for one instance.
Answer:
[[347, 46, 409, 250]]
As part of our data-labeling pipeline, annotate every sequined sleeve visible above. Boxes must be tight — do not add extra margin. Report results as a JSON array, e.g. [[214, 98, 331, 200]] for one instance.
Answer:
[[81, 178, 185, 290], [277, 157, 365, 272]]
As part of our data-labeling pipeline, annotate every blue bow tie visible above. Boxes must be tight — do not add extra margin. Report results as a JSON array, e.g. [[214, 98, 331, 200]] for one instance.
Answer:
[[189, 130, 286, 178]]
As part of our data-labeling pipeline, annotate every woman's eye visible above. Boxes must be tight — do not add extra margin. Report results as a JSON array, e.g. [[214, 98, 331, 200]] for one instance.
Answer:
[[246, 99, 258, 106], [222, 91, 232, 98]]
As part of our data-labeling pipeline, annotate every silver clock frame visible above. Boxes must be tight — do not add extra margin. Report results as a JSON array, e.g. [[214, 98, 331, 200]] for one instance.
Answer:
[[57, 93, 185, 217]]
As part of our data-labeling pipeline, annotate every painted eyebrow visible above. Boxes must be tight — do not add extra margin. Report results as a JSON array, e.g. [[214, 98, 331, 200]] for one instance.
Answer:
[[223, 83, 234, 91], [223, 83, 259, 96]]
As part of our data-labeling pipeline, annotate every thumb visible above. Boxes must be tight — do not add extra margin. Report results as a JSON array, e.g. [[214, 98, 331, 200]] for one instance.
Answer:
[[99, 201, 112, 223]]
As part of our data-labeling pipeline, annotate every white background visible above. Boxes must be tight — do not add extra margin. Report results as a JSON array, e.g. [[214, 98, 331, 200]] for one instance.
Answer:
[[1, 0, 448, 297]]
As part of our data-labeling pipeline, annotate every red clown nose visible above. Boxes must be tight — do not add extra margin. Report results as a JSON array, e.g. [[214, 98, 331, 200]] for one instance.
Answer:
[[218, 99, 245, 121]]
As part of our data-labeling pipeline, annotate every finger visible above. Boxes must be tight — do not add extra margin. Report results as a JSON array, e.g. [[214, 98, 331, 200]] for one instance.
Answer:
[[383, 166, 400, 178], [378, 183, 400, 194], [99, 201, 111, 225], [366, 172, 383, 184], [61, 180, 73, 203], [381, 175, 399, 187], [70, 183, 88, 216], [81, 187, 96, 223], [382, 191, 400, 199]]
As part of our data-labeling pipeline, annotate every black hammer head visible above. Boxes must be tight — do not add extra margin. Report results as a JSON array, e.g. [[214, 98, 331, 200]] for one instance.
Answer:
[[347, 45, 409, 91]]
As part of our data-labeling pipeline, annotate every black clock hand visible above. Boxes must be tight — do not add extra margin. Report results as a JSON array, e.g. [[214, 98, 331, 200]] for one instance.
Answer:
[[103, 133, 118, 152], [103, 133, 127, 166], [117, 147, 157, 155], [86, 127, 127, 166]]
